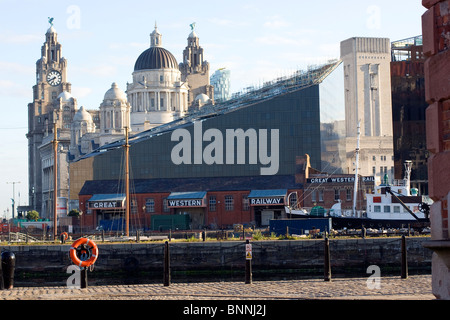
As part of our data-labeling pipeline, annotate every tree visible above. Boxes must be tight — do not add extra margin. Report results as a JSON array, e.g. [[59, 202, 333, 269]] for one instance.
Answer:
[[27, 210, 40, 221], [68, 209, 80, 217]]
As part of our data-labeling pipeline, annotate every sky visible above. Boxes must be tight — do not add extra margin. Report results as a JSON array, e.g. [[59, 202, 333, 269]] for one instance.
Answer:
[[0, 0, 426, 219]]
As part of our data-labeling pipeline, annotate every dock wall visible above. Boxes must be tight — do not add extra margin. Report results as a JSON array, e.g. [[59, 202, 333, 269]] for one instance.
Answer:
[[4, 237, 432, 284]]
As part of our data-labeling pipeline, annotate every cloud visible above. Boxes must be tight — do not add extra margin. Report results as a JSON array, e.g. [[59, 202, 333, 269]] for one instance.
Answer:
[[0, 61, 34, 75], [108, 42, 147, 50], [254, 34, 308, 46], [72, 64, 117, 77], [0, 33, 41, 44], [263, 15, 289, 28], [207, 17, 249, 28], [0, 80, 29, 97], [71, 86, 93, 99]]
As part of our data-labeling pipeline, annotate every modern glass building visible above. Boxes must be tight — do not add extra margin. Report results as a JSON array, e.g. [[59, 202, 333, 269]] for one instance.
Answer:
[[210, 68, 231, 102]]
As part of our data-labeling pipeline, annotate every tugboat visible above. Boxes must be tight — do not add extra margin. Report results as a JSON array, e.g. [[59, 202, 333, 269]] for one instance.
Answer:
[[329, 161, 431, 230], [284, 122, 431, 230]]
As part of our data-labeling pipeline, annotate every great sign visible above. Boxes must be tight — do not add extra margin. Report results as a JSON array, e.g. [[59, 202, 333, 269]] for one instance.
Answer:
[[88, 201, 122, 209]]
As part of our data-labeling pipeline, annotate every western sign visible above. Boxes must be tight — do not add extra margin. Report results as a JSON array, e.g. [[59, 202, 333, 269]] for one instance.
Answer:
[[168, 199, 204, 207], [250, 197, 284, 206]]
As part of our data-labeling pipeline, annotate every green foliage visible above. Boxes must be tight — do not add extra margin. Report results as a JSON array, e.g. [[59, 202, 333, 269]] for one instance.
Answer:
[[26, 210, 40, 221], [68, 209, 80, 217]]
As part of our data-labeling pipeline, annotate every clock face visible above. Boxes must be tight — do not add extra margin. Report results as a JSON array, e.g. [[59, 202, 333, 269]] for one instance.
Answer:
[[46, 70, 62, 86]]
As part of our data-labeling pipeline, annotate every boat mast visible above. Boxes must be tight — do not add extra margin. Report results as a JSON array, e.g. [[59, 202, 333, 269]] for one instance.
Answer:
[[352, 121, 361, 216], [124, 126, 130, 237], [52, 122, 58, 240]]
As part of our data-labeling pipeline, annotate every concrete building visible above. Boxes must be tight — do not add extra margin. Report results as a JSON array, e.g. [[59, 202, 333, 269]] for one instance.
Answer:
[[340, 37, 395, 183]]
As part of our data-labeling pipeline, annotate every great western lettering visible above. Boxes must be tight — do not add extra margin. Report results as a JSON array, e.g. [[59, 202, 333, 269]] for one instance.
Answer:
[[307, 176, 375, 184]]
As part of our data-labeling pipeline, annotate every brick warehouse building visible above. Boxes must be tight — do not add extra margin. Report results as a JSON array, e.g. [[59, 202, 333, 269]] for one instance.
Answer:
[[78, 175, 302, 231]]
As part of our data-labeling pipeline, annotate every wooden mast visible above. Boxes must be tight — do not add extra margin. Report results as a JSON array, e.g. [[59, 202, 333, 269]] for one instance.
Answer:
[[124, 126, 130, 237], [52, 122, 58, 240]]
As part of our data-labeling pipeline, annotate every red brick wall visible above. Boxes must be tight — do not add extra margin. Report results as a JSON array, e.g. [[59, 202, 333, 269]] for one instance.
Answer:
[[78, 189, 303, 230], [423, 0, 450, 239]]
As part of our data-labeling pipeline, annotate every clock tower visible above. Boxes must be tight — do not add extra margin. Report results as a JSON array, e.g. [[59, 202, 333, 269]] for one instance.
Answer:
[[27, 21, 73, 217]]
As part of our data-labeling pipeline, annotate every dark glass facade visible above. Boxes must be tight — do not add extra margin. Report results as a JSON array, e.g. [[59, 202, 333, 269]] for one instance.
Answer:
[[89, 85, 323, 180]]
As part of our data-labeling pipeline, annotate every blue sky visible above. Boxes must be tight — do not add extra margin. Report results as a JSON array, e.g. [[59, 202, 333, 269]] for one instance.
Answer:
[[0, 0, 426, 217]]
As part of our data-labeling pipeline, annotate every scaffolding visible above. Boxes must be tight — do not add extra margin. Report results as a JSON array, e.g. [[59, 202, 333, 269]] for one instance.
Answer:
[[391, 35, 424, 62]]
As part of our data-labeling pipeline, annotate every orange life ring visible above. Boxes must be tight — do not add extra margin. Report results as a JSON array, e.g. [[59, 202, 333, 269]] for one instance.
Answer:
[[69, 238, 98, 268], [61, 232, 68, 241]]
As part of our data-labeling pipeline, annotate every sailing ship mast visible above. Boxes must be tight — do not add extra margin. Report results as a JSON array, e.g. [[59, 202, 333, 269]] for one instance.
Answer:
[[124, 126, 130, 237], [352, 121, 361, 216]]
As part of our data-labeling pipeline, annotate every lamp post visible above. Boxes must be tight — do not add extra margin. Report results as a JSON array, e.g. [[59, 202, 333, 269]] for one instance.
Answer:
[[6, 181, 20, 220]]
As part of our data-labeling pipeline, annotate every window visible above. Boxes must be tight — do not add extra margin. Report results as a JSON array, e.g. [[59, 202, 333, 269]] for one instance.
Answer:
[[373, 166, 376, 175], [145, 198, 155, 213], [394, 206, 401, 213], [311, 190, 316, 203], [374, 205, 381, 212], [334, 189, 340, 201], [225, 195, 234, 211], [289, 193, 297, 207], [209, 196, 216, 212], [346, 189, 352, 201], [163, 198, 170, 212], [384, 206, 391, 213], [131, 199, 137, 214], [318, 189, 324, 202], [242, 195, 249, 211]]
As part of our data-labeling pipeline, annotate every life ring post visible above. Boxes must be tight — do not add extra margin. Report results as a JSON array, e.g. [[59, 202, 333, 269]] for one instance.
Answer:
[[80, 267, 88, 289]]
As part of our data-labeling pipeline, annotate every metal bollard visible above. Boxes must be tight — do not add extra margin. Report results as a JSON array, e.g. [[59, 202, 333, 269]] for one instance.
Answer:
[[324, 237, 331, 282], [80, 267, 88, 289], [401, 235, 408, 279], [245, 240, 252, 284], [163, 241, 171, 286], [0, 253, 4, 290], [1, 251, 16, 289]]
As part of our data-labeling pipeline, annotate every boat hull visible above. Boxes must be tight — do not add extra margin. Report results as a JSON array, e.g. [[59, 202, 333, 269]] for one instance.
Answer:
[[330, 216, 429, 230]]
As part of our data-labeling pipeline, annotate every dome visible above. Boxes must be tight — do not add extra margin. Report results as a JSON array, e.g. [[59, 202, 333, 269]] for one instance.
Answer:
[[104, 82, 126, 101], [46, 26, 57, 34], [73, 106, 93, 122], [189, 30, 198, 39], [195, 93, 210, 104], [57, 91, 73, 102], [134, 47, 179, 71]]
